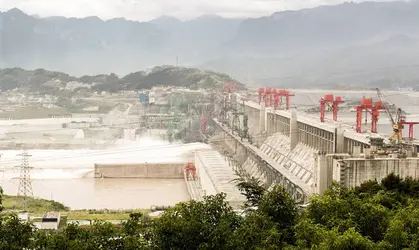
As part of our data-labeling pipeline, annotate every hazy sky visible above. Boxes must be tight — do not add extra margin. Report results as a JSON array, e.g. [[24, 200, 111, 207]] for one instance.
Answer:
[[0, 0, 398, 21]]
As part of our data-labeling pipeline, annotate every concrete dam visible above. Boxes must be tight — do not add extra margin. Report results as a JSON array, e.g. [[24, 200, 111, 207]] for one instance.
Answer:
[[94, 89, 419, 208], [210, 93, 419, 204]]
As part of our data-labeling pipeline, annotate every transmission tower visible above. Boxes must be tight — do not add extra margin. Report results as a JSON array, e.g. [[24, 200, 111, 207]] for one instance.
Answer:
[[15, 150, 34, 207]]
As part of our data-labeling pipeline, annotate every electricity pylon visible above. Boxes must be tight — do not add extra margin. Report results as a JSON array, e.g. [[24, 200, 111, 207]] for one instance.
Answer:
[[15, 150, 33, 210]]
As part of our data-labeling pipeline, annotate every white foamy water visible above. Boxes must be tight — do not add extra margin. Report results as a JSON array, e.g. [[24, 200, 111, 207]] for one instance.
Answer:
[[0, 136, 211, 209]]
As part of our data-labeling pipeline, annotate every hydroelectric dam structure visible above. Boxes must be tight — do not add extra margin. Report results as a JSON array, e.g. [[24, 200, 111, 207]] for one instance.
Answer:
[[207, 88, 419, 204], [94, 86, 419, 208]]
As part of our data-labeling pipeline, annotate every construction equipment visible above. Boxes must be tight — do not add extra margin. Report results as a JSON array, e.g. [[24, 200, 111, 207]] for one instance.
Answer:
[[401, 120, 419, 141], [259, 88, 295, 110], [319, 94, 345, 122], [276, 89, 295, 110], [376, 88, 404, 143], [355, 97, 384, 133], [184, 163, 197, 180]]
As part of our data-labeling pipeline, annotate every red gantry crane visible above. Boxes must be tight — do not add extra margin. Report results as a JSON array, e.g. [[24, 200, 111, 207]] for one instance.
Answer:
[[275, 89, 295, 110], [356, 97, 384, 133], [320, 94, 345, 122], [401, 119, 419, 141], [258, 88, 294, 110]]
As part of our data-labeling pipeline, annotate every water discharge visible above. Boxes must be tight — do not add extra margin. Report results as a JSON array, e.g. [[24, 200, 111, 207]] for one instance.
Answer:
[[0, 136, 211, 209]]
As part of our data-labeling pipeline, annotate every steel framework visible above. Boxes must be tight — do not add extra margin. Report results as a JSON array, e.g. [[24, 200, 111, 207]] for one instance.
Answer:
[[15, 151, 34, 210], [258, 88, 295, 110], [355, 98, 384, 133], [320, 94, 344, 122]]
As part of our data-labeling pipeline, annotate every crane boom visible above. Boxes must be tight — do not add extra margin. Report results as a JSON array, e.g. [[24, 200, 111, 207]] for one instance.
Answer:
[[376, 88, 395, 126], [376, 88, 403, 143]]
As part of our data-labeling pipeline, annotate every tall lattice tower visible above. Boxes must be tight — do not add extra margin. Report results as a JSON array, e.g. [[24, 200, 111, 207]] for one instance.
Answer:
[[16, 150, 34, 200]]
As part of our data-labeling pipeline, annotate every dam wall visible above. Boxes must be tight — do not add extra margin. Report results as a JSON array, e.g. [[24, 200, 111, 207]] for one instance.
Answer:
[[242, 100, 370, 154], [211, 94, 419, 202], [332, 157, 419, 189], [193, 150, 246, 209], [94, 163, 186, 178]]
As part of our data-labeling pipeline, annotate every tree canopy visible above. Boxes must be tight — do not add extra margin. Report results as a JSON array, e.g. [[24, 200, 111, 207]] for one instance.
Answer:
[[2, 173, 419, 249]]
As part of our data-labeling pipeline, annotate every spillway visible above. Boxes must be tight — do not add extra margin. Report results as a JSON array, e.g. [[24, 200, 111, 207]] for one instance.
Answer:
[[0, 137, 212, 209]]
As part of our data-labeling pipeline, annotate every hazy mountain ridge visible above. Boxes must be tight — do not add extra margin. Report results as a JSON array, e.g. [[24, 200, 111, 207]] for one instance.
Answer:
[[0, 8, 242, 76], [0, 66, 242, 93], [2, 1, 419, 88]]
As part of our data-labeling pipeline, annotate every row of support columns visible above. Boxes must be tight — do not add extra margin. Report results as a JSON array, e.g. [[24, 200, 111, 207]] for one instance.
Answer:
[[239, 99, 372, 156], [261, 107, 346, 154], [222, 101, 373, 202], [222, 136, 308, 204], [215, 121, 308, 204]]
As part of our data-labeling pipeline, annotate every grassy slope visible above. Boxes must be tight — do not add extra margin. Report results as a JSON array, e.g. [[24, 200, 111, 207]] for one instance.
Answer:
[[2, 195, 147, 220]]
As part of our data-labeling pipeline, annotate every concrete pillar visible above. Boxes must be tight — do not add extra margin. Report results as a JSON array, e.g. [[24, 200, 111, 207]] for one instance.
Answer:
[[364, 147, 371, 159], [353, 146, 361, 157], [266, 108, 274, 135], [259, 102, 266, 133], [406, 146, 415, 158], [315, 153, 328, 195], [335, 127, 345, 153], [290, 109, 299, 151]]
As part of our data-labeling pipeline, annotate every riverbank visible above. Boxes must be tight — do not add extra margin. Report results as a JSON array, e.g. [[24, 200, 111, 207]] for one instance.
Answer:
[[2, 195, 147, 220]]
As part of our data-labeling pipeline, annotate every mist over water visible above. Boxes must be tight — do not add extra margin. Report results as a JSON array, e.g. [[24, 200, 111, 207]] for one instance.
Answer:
[[0, 136, 211, 209]]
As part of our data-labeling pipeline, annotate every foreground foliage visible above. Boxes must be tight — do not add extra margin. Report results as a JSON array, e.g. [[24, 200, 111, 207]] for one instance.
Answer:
[[2, 174, 419, 249]]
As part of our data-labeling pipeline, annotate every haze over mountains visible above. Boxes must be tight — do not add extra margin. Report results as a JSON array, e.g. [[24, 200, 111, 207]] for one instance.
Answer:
[[1, 1, 419, 88]]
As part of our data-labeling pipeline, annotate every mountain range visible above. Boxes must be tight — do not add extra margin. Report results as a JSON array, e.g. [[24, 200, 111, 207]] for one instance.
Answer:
[[2, 1, 419, 89], [0, 66, 240, 93]]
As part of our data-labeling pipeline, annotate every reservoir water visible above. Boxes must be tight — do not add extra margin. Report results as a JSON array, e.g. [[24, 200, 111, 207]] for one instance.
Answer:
[[0, 137, 211, 209]]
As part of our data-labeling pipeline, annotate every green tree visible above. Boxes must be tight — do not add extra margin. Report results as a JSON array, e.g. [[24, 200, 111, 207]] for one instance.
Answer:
[[231, 182, 299, 249], [382, 206, 419, 249], [293, 219, 330, 248], [152, 193, 241, 250], [258, 185, 298, 229], [232, 211, 283, 250], [0, 214, 34, 250], [234, 175, 266, 208], [0, 187, 3, 212], [317, 228, 377, 250], [120, 213, 152, 250]]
